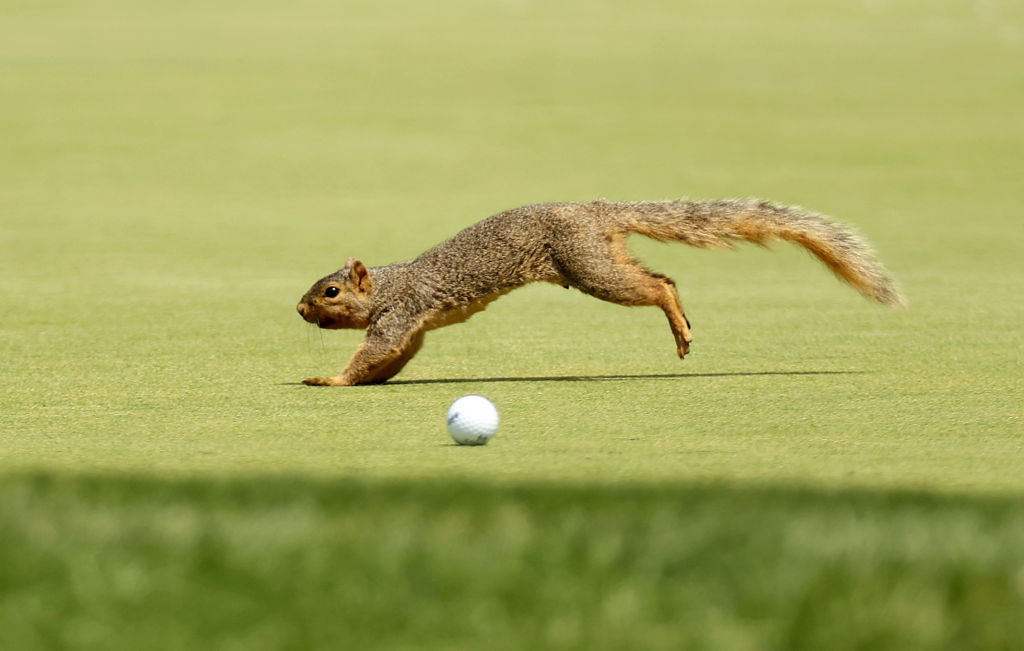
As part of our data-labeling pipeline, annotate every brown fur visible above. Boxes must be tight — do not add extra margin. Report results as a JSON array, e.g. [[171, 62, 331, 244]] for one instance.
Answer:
[[297, 199, 904, 385]]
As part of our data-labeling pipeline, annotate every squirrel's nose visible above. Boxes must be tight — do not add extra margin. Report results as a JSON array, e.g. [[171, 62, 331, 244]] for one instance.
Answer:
[[297, 303, 308, 318]]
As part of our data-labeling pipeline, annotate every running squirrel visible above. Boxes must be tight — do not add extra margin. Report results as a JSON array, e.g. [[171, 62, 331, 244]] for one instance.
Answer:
[[297, 199, 904, 386]]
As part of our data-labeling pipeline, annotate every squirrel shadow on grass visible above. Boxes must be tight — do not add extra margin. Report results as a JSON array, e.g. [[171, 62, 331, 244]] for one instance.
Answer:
[[385, 370, 860, 386]]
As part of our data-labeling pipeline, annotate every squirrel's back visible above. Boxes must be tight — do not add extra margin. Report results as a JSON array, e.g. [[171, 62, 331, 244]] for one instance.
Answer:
[[409, 203, 573, 291], [408, 199, 903, 307]]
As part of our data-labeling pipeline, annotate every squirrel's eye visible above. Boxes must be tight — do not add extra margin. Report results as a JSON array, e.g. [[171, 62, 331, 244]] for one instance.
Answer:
[[324, 286, 340, 298]]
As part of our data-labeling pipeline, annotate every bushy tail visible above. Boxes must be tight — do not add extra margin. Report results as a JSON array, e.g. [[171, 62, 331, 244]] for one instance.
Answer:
[[609, 198, 906, 307]]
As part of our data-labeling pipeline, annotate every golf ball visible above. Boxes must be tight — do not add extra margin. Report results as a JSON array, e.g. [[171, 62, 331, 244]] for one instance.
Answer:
[[446, 395, 499, 446]]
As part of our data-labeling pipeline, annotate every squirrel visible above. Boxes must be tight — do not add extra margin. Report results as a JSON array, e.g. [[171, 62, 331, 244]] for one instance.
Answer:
[[297, 199, 905, 386]]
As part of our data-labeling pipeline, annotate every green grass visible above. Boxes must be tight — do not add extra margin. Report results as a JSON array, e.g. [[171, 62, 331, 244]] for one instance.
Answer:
[[2, 0, 1023, 648], [3, 474, 1024, 651]]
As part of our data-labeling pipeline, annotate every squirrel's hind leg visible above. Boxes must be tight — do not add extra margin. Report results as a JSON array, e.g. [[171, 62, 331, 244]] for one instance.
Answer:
[[552, 236, 694, 358], [644, 274, 693, 358]]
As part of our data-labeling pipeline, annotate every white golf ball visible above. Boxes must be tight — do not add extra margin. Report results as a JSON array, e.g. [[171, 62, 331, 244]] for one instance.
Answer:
[[446, 395, 499, 446]]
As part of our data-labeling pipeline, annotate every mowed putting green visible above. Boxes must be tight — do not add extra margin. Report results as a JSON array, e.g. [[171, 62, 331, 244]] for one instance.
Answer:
[[1, 0, 1022, 648]]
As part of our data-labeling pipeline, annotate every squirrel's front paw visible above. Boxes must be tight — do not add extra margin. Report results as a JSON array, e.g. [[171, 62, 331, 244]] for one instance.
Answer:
[[303, 376, 345, 386], [301, 376, 358, 386]]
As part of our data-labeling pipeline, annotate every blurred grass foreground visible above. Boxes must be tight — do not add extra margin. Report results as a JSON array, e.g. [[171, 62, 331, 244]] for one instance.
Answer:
[[3, 474, 1024, 650]]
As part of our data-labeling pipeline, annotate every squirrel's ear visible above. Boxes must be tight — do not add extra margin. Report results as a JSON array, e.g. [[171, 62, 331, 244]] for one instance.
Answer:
[[347, 258, 372, 294]]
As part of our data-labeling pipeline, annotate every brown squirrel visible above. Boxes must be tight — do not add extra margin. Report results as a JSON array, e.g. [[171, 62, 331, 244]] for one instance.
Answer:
[[297, 199, 904, 386]]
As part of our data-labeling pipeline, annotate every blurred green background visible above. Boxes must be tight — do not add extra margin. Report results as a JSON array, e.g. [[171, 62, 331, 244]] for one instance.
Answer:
[[2, 0, 1023, 648]]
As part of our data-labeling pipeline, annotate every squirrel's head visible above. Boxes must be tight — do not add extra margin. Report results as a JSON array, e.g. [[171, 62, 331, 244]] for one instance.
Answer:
[[296, 258, 374, 329]]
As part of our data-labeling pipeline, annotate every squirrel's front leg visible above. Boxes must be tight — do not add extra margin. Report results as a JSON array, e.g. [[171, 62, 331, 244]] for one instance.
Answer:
[[303, 328, 425, 386], [302, 375, 354, 386]]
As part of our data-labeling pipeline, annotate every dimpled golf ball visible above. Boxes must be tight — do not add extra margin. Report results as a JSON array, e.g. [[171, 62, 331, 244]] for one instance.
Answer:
[[446, 395, 499, 445]]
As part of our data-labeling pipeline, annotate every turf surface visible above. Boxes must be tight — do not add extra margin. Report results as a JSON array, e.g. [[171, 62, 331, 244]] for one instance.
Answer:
[[2, 0, 1023, 648]]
